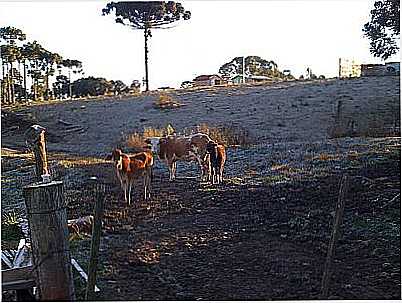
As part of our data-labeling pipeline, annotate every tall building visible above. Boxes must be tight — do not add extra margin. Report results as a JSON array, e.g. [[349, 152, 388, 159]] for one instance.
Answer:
[[339, 58, 361, 78]]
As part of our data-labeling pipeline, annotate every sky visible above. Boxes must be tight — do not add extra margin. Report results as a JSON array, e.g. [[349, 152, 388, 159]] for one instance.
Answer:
[[0, 0, 399, 90]]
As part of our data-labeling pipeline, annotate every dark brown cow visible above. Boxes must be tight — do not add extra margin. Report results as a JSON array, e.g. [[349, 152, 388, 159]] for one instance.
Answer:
[[206, 141, 226, 184]]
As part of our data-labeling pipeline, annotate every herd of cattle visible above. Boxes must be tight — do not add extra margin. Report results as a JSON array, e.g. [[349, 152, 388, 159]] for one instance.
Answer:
[[111, 133, 226, 205]]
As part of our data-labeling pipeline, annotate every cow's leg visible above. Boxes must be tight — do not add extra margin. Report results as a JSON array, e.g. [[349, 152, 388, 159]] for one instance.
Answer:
[[122, 179, 128, 204], [196, 155, 206, 180], [167, 159, 175, 181], [213, 167, 218, 184], [219, 165, 224, 183], [172, 161, 177, 180], [127, 179, 133, 206], [143, 174, 149, 200], [147, 169, 152, 199]]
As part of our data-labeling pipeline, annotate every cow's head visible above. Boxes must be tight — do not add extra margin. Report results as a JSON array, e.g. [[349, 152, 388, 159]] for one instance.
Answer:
[[111, 148, 123, 169]]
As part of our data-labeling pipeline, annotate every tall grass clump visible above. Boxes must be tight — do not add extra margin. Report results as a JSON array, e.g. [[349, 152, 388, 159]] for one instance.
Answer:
[[153, 93, 182, 109], [194, 123, 255, 147]]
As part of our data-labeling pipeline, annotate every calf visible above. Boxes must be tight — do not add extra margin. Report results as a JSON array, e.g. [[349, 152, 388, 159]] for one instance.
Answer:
[[111, 148, 153, 205], [156, 133, 211, 181], [206, 141, 226, 184]]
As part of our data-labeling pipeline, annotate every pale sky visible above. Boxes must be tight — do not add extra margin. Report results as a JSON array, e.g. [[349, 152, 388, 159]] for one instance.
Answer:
[[0, 0, 399, 90]]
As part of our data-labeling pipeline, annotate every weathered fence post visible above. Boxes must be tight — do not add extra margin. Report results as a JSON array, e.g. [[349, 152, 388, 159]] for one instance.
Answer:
[[321, 174, 350, 298], [23, 181, 75, 301], [85, 181, 105, 300], [24, 124, 49, 182], [23, 124, 74, 300]]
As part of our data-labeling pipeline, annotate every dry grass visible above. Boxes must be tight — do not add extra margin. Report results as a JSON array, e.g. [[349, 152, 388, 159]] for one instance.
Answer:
[[153, 93, 182, 109], [126, 133, 146, 150], [125, 123, 254, 149], [143, 126, 166, 138], [126, 126, 167, 150], [193, 123, 254, 147], [308, 153, 339, 161]]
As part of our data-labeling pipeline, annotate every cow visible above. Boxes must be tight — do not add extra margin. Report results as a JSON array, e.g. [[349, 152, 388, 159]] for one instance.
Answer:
[[147, 133, 212, 181], [206, 141, 226, 184], [111, 148, 154, 205]]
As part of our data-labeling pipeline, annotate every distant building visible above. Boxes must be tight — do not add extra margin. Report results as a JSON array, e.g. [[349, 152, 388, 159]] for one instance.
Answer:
[[339, 58, 361, 78], [193, 75, 223, 87], [339, 58, 400, 78], [360, 63, 387, 77], [231, 75, 244, 84], [230, 74, 271, 84], [247, 75, 271, 83], [385, 62, 400, 75]]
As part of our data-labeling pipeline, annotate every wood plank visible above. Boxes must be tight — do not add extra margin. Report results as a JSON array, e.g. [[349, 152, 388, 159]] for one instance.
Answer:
[[1, 252, 13, 269], [71, 258, 99, 292], [2, 266, 35, 291], [2, 279, 36, 291]]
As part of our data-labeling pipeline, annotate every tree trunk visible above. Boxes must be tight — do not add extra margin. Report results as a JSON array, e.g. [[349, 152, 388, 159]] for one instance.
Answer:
[[10, 61, 15, 104], [45, 66, 49, 101], [69, 69, 72, 100], [23, 181, 75, 301], [23, 62, 27, 102], [144, 27, 150, 92]]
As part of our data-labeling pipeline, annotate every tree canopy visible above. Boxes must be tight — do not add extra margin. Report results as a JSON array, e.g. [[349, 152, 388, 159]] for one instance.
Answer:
[[102, 1, 191, 91], [102, 1, 191, 29], [363, 0, 400, 60], [219, 56, 290, 79]]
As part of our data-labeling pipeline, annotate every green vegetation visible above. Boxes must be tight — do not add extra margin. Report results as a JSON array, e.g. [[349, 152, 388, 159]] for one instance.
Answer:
[[1, 211, 24, 242], [219, 56, 294, 80], [363, 0, 400, 60]]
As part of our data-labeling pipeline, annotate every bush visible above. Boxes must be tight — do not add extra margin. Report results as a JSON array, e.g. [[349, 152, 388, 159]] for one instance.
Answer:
[[192, 123, 254, 147], [153, 93, 182, 109]]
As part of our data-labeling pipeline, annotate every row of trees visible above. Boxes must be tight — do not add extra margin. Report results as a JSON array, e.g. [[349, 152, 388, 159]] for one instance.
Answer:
[[0, 26, 83, 104], [219, 56, 293, 80], [0, 27, 138, 105]]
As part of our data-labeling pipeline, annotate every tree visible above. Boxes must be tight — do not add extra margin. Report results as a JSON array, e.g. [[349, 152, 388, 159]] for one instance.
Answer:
[[72, 77, 113, 97], [102, 1, 191, 91], [0, 26, 26, 104], [53, 75, 69, 99], [60, 59, 83, 99], [219, 56, 285, 79], [110, 80, 128, 95], [363, 0, 400, 60]]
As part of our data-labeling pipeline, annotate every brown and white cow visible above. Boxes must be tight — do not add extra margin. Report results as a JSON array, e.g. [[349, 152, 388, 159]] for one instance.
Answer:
[[148, 133, 212, 181], [111, 148, 154, 205]]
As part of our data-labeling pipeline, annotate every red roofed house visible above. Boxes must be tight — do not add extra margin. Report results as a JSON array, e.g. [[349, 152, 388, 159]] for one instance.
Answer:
[[193, 74, 223, 87]]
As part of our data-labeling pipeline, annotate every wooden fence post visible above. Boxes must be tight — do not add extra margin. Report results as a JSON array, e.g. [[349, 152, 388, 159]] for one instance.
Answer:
[[321, 174, 350, 298], [23, 181, 75, 301], [24, 125, 49, 182], [85, 181, 105, 300]]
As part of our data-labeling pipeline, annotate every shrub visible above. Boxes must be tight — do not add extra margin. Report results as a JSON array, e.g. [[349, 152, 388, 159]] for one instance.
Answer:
[[153, 93, 182, 109], [192, 123, 254, 147]]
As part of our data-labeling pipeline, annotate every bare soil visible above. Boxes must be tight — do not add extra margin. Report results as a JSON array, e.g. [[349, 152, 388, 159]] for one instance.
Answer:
[[1, 76, 400, 300]]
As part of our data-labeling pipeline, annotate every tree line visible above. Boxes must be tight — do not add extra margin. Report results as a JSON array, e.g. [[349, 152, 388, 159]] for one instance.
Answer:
[[0, 26, 139, 105]]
